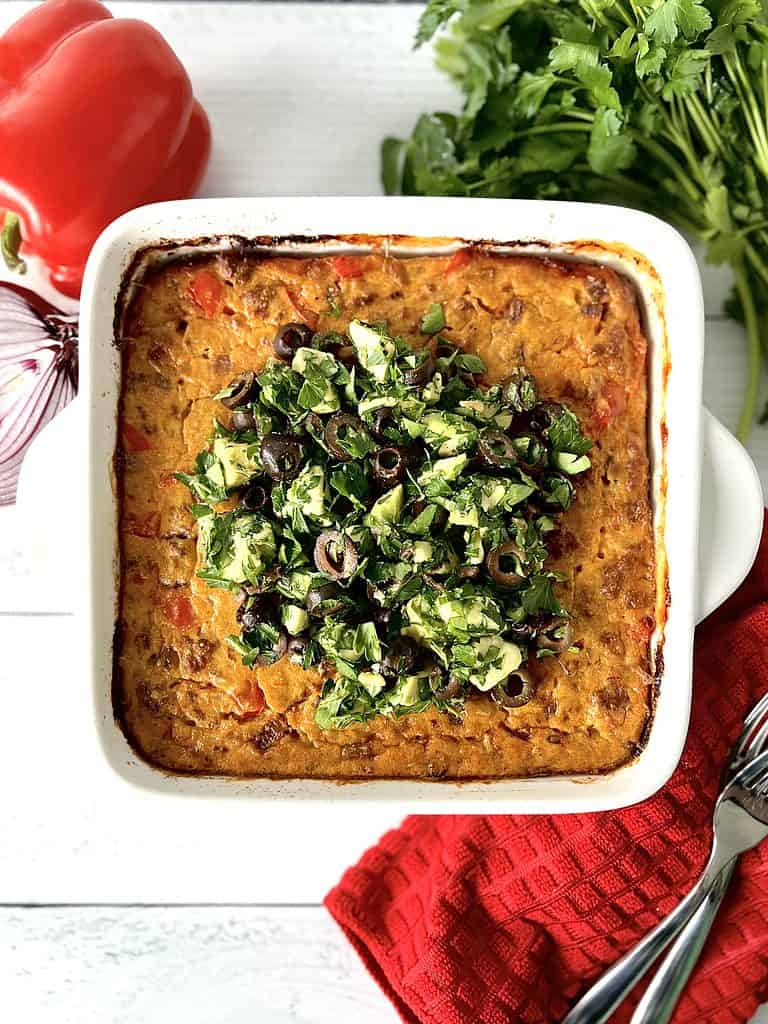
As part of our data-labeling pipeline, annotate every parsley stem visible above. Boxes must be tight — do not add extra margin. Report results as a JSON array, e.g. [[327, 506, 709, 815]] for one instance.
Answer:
[[513, 121, 593, 138], [733, 262, 762, 441], [683, 94, 726, 159], [634, 136, 702, 205]]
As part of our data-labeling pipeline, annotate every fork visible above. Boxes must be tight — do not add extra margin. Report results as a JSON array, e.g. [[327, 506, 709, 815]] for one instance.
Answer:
[[562, 740, 768, 1024], [629, 694, 768, 1023]]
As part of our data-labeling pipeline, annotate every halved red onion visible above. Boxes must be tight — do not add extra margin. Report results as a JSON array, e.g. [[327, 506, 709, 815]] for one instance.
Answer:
[[0, 285, 78, 505]]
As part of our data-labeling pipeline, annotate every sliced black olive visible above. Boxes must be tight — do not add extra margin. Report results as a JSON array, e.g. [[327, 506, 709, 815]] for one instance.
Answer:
[[275, 629, 289, 659], [221, 371, 258, 409], [490, 668, 535, 708], [239, 480, 272, 511], [478, 429, 519, 469], [333, 344, 357, 367], [538, 472, 575, 511], [370, 407, 401, 442], [372, 445, 420, 486], [505, 621, 536, 644], [503, 367, 538, 413], [260, 433, 304, 481], [365, 583, 391, 627], [433, 673, 464, 701], [274, 322, 312, 360], [325, 412, 369, 461], [511, 434, 547, 472], [371, 604, 392, 629], [237, 592, 278, 631], [536, 617, 573, 654], [486, 541, 526, 587], [232, 408, 256, 431], [380, 636, 419, 679], [304, 411, 325, 441], [314, 530, 358, 579], [402, 354, 435, 388], [286, 636, 308, 661], [530, 401, 566, 434]]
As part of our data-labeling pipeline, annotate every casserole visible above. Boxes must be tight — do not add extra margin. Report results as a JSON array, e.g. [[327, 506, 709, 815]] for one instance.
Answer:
[[114, 245, 656, 779], [21, 196, 764, 811]]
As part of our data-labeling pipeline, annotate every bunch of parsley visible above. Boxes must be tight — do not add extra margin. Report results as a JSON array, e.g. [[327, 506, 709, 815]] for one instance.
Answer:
[[383, 0, 768, 436]]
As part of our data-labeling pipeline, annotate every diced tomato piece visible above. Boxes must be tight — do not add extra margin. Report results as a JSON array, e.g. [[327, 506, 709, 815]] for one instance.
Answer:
[[604, 381, 627, 417], [238, 680, 266, 718], [159, 471, 178, 489], [445, 248, 472, 274], [284, 286, 319, 331], [188, 270, 224, 318], [161, 593, 196, 629], [126, 512, 160, 538], [592, 381, 627, 432], [331, 255, 365, 279], [629, 615, 655, 645], [123, 422, 152, 451]]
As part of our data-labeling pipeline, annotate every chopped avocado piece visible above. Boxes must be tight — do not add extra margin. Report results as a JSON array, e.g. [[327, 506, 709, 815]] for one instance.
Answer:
[[276, 570, 314, 602], [281, 604, 309, 635], [197, 513, 276, 586], [461, 636, 523, 692], [553, 451, 592, 474], [365, 483, 404, 526], [389, 674, 422, 707], [291, 347, 337, 378], [412, 541, 434, 564], [212, 437, 260, 490], [420, 411, 478, 456], [278, 464, 330, 526], [358, 394, 398, 416], [349, 319, 395, 381], [359, 670, 386, 697], [418, 453, 468, 487]]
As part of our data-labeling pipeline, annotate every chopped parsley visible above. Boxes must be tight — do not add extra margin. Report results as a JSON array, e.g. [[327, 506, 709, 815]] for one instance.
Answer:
[[177, 313, 592, 730]]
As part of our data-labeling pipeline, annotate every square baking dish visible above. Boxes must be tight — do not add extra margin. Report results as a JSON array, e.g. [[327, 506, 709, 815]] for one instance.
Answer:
[[75, 196, 708, 810]]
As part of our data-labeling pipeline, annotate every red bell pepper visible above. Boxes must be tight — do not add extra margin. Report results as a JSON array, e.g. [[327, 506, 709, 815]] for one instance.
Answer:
[[0, 0, 211, 298]]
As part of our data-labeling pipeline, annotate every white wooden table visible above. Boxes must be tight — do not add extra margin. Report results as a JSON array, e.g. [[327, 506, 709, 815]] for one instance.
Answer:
[[0, 4, 766, 1021]]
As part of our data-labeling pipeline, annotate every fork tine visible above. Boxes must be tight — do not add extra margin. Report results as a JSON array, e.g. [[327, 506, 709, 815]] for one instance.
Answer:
[[741, 692, 768, 734], [730, 748, 768, 790], [733, 693, 768, 763]]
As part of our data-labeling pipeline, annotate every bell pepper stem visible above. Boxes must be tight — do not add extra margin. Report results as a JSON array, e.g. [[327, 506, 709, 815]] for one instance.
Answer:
[[0, 211, 27, 275]]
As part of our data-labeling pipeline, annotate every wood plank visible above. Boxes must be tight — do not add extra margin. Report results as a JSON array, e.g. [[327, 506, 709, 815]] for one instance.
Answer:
[[1, 905, 765, 1024], [0, 906, 396, 1024]]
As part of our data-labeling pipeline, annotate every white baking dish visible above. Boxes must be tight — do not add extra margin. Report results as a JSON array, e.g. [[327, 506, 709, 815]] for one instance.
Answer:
[[21, 196, 763, 812]]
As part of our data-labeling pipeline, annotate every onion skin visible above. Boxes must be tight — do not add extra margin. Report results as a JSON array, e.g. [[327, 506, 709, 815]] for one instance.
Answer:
[[0, 285, 78, 505]]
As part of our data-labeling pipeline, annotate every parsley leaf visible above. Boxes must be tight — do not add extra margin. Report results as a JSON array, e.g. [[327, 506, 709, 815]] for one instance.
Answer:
[[421, 303, 446, 334], [547, 409, 593, 456]]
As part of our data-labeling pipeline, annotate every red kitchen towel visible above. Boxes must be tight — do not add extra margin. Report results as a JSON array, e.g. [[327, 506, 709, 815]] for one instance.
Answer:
[[326, 512, 768, 1024]]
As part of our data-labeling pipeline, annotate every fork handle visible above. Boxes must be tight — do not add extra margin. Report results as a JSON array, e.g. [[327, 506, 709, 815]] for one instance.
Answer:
[[629, 860, 736, 1024], [561, 848, 730, 1024]]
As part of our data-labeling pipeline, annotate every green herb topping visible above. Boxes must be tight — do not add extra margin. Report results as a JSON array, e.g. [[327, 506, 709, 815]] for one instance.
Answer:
[[177, 312, 592, 730]]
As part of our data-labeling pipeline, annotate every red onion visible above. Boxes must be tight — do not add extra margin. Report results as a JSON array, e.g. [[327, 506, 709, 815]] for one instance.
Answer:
[[0, 284, 78, 505]]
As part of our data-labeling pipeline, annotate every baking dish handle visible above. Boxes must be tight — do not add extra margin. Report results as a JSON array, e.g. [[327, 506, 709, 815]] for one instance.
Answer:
[[14, 398, 83, 610], [697, 407, 764, 623]]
